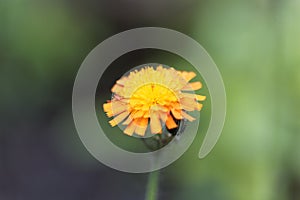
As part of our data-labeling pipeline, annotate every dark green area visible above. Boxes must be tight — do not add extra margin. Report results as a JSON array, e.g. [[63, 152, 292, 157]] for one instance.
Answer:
[[1, 0, 300, 200]]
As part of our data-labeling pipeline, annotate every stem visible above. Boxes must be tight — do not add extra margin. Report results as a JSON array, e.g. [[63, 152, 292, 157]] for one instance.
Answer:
[[145, 170, 160, 200]]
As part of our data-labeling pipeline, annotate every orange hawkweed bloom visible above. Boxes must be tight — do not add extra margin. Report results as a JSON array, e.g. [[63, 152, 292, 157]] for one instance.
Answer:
[[103, 65, 206, 136]]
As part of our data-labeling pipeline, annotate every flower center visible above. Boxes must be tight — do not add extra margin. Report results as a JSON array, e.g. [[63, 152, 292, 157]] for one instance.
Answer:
[[129, 83, 178, 111]]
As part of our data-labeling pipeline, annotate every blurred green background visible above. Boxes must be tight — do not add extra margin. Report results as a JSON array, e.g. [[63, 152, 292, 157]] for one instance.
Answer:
[[1, 0, 300, 200]]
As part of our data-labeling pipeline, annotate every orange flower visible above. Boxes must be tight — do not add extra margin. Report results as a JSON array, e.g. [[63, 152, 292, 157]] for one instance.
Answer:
[[103, 65, 206, 136]]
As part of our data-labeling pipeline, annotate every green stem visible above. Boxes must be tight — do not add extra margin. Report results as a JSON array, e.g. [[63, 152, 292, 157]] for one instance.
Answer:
[[145, 170, 160, 200]]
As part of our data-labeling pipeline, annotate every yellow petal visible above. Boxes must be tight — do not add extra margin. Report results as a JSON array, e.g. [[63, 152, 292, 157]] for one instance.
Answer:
[[122, 113, 133, 125], [196, 103, 203, 111], [166, 115, 178, 129], [135, 118, 148, 136], [171, 109, 183, 119], [159, 111, 167, 122], [195, 94, 206, 101], [150, 111, 162, 134], [171, 102, 182, 110], [180, 97, 197, 111], [116, 77, 128, 86], [109, 111, 130, 127], [181, 93, 206, 101], [181, 71, 196, 82], [111, 84, 123, 93], [181, 82, 202, 91], [181, 111, 195, 121], [103, 101, 129, 117], [124, 120, 137, 136], [132, 110, 145, 118], [143, 111, 150, 118]]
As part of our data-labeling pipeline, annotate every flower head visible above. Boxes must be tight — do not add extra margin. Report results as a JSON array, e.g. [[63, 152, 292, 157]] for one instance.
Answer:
[[103, 65, 206, 136]]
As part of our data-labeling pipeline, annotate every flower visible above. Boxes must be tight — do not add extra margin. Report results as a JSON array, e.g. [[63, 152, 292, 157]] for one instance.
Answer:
[[103, 65, 206, 136]]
